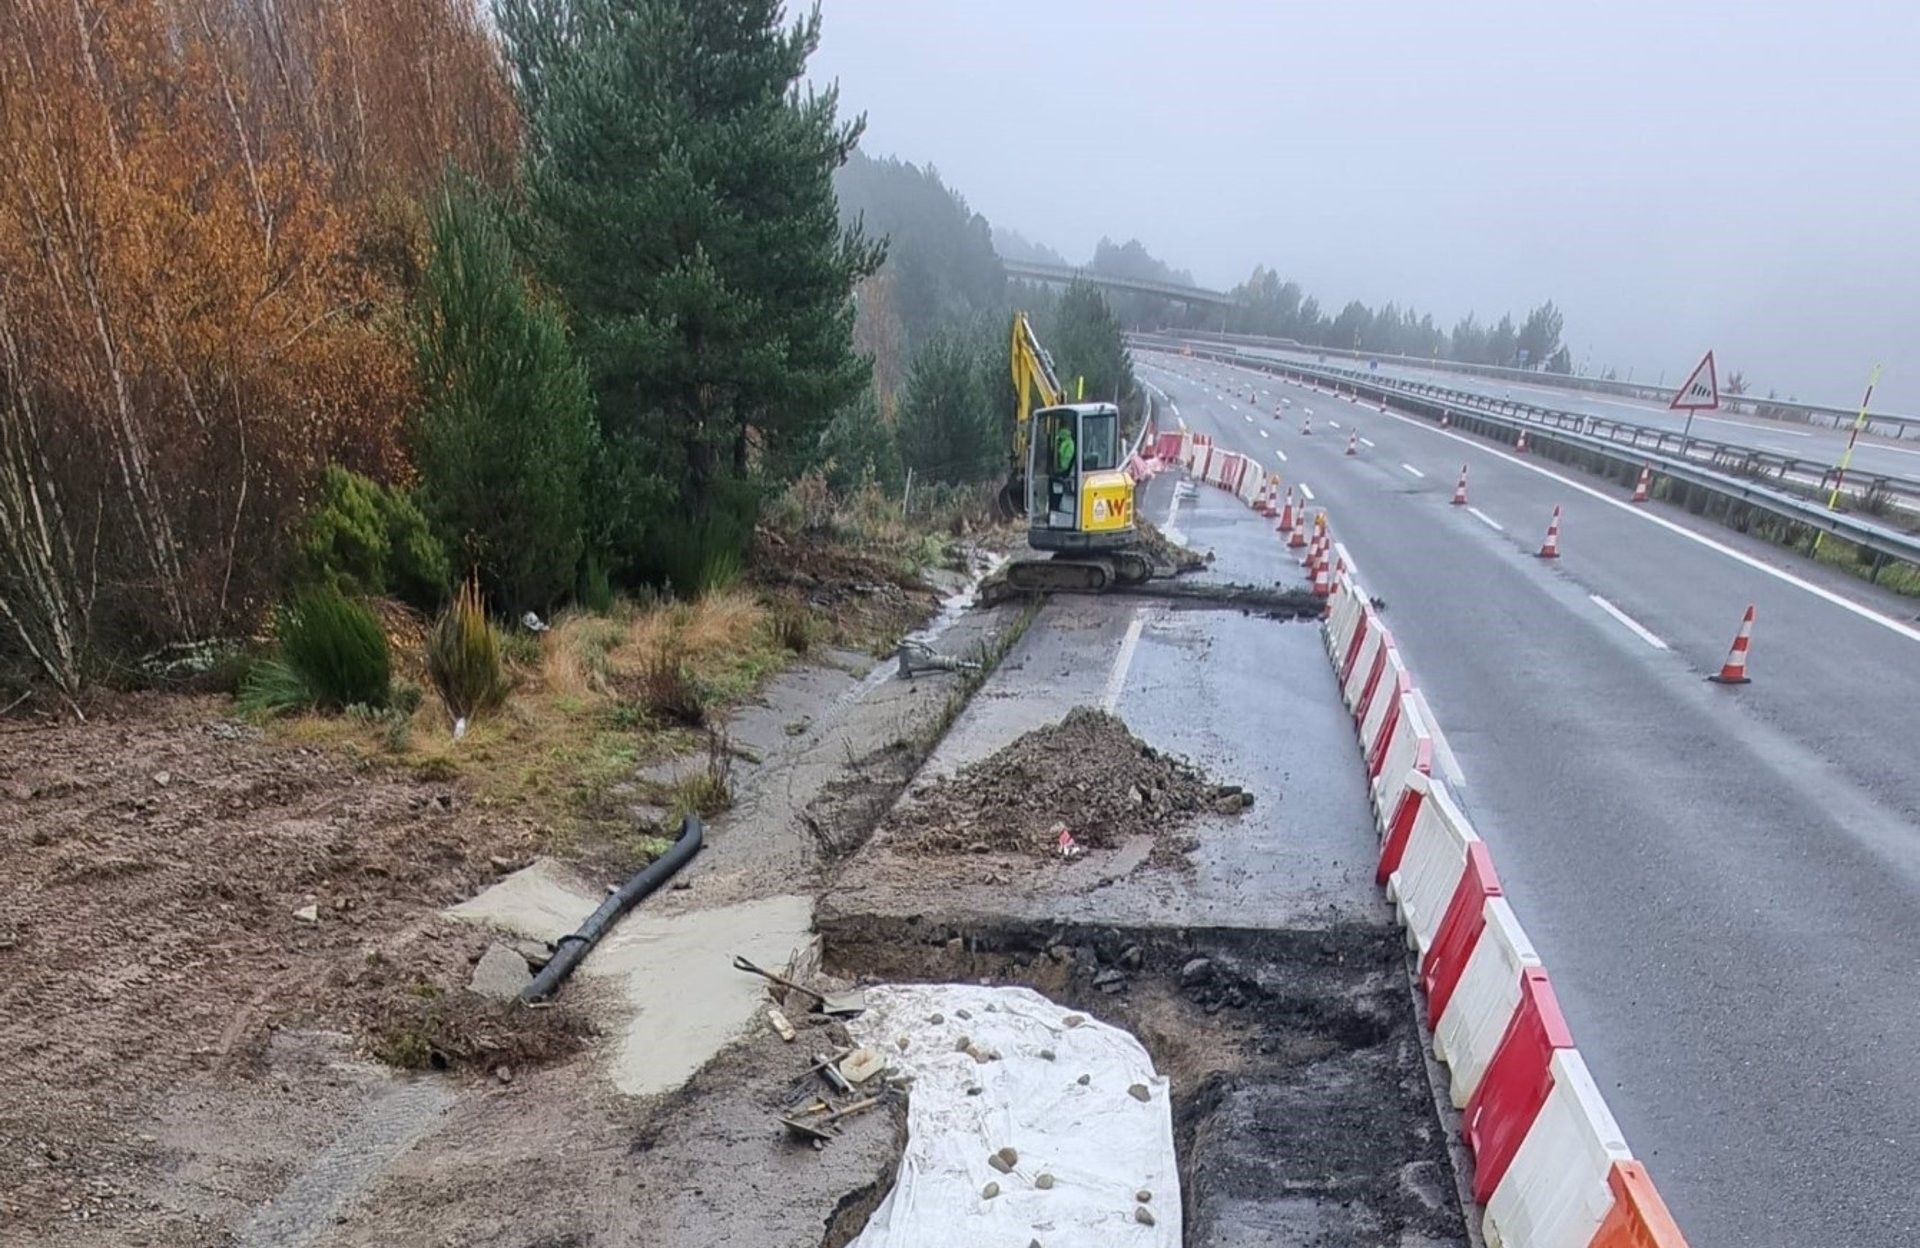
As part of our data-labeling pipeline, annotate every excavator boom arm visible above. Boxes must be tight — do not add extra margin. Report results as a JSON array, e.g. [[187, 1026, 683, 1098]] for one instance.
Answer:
[[1010, 311, 1065, 481]]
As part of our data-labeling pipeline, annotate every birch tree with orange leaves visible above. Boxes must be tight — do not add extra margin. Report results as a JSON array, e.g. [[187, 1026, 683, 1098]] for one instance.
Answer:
[[0, 0, 515, 701]]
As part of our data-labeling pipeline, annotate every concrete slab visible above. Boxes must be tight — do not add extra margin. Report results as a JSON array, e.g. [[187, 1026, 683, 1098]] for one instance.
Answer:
[[823, 466, 1386, 935], [450, 863, 813, 1098]]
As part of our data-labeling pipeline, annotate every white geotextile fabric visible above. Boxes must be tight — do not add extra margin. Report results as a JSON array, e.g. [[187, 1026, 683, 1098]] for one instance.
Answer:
[[845, 984, 1180, 1248]]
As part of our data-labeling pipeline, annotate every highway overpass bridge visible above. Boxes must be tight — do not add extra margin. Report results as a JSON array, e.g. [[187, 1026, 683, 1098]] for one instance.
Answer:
[[1000, 257, 1235, 308]]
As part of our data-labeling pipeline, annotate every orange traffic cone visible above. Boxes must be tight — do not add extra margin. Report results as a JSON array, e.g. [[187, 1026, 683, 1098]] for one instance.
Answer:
[[1345, 431, 1358, 456], [1277, 487, 1295, 532], [1312, 553, 1332, 598], [1254, 475, 1274, 516], [1450, 464, 1469, 506], [1630, 464, 1652, 503], [1288, 507, 1308, 549], [1441, 411, 1452, 429], [1379, 394, 1389, 412], [1301, 413, 1313, 436], [1709, 606, 1755, 684], [1537, 505, 1562, 558], [1515, 429, 1529, 453]]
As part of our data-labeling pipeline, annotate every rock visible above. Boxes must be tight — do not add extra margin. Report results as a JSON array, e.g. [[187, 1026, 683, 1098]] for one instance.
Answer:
[[510, 939, 554, 971], [670, 878, 692, 891], [151, 771, 171, 787], [1180, 957, 1213, 986], [896, 1036, 910, 1052], [1127, 1083, 1151, 1103], [1092, 969, 1125, 988], [1038, 1048, 1055, 1061], [955, 1009, 972, 1020], [954, 1034, 973, 1052], [494, 1065, 513, 1085], [996, 1146, 1019, 1168], [981, 1181, 1000, 1200], [966, 1085, 983, 1096], [987, 1153, 1012, 1174], [1063, 1014, 1085, 1028], [1134, 1205, 1156, 1227], [487, 854, 517, 873], [292, 904, 319, 924], [929, 1013, 945, 1025], [1035, 1173, 1055, 1190], [967, 841, 989, 854], [1076, 1074, 1091, 1086], [1046, 944, 1072, 963], [1136, 1189, 1152, 1203], [1118, 945, 1143, 970], [468, 943, 531, 1001], [839, 1048, 886, 1084]]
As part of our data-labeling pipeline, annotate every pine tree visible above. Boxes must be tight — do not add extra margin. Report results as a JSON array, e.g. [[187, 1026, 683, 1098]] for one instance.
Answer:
[[898, 331, 996, 485], [1045, 281, 1133, 406], [498, 0, 884, 577], [413, 188, 597, 614]]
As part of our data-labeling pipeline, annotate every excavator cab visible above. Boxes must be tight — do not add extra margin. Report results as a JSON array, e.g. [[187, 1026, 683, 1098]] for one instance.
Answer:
[[1027, 402, 1137, 556]]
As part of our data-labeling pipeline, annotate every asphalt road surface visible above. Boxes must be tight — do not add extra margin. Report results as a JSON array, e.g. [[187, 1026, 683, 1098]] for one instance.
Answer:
[[1137, 350, 1920, 1247], [1230, 343, 1920, 484]]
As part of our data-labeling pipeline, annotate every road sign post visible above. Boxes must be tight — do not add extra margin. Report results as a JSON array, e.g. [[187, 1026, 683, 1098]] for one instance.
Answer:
[[1668, 350, 1720, 444]]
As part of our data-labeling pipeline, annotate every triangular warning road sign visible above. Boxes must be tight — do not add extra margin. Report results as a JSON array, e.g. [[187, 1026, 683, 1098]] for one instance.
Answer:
[[1669, 351, 1720, 412]]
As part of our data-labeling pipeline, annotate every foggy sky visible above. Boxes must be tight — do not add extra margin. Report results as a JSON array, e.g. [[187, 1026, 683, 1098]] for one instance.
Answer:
[[809, 1, 1920, 410]]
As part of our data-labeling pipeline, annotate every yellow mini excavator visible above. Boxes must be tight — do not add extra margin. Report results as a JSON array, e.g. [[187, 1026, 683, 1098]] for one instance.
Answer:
[[1001, 312, 1154, 592]]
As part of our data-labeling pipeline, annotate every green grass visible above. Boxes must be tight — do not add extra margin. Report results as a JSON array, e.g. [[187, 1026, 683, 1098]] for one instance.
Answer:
[[1811, 535, 1920, 597]]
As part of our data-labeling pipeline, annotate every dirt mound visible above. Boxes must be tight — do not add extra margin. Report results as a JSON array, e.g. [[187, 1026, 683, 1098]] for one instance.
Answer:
[[1134, 518, 1208, 575], [888, 708, 1247, 857]]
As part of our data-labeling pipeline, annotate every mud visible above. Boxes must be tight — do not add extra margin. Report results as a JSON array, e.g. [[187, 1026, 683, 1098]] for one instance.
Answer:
[[884, 707, 1246, 858], [818, 915, 1470, 1248], [1134, 517, 1210, 575]]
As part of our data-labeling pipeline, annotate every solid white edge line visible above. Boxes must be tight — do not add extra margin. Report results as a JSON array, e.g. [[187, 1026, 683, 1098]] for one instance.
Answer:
[[1466, 506, 1504, 533], [1401, 463, 1425, 478], [1590, 594, 1670, 650], [1103, 609, 1148, 712], [1299, 483, 1316, 501], [1369, 404, 1920, 646]]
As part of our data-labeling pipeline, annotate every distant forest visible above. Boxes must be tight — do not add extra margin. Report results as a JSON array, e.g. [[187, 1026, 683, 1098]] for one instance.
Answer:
[[843, 150, 1574, 377]]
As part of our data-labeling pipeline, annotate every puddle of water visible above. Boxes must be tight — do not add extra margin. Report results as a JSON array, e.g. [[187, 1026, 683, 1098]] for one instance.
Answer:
[[836, 555, 1007, 712]]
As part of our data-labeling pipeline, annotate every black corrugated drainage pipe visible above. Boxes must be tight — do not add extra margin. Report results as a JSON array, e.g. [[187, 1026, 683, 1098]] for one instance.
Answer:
[[519, 815, 704, 1003]]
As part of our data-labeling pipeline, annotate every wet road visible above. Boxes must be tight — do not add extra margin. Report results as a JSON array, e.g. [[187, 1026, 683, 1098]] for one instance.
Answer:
[[1227, 342, 1920, 483], [1137, 351, 1920, 1247]]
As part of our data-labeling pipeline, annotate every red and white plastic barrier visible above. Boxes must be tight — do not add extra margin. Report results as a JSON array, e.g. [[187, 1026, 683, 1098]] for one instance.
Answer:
[[1386, 777, 1478, 955], [1483, 1049, 1632, 1248], [1298, 506, 1695, 1248]]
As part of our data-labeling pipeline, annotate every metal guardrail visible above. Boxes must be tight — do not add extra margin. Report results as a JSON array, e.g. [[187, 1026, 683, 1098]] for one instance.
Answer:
[[1144, 338, 1920, 573], [1303, 362, 1920, 511], [1172, 330, 1920, 441], [1132, 332, 1920, 510]]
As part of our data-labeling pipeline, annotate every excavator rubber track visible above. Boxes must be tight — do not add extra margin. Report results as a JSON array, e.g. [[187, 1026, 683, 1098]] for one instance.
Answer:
[[1001, 549, 1155, 595]]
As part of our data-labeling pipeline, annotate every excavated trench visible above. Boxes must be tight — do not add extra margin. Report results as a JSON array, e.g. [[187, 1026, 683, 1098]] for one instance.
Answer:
[[817, 914, 1470, 1248]]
